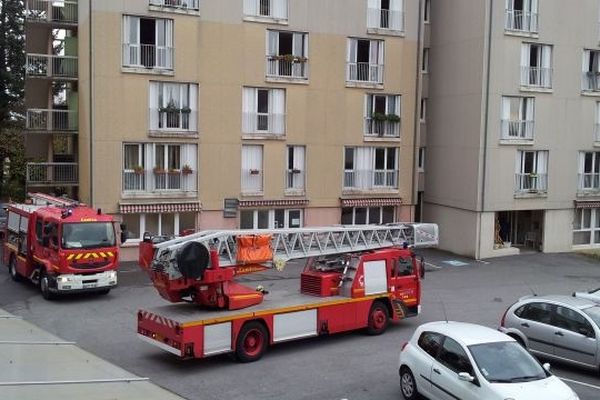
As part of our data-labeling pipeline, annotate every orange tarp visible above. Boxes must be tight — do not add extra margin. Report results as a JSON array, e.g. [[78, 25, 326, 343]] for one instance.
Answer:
[[236, 235, 273, 264]]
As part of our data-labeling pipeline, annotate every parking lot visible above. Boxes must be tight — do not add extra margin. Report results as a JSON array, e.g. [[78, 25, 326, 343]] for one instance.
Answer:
[[1, 249, 600, 400]]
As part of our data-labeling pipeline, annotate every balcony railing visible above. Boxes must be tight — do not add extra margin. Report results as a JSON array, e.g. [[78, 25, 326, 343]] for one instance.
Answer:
[[122, 43, 174, 70], [153, 109, 197, 131], [243, 0, 288, 19], [26, 162, 78, 186], [501, 119, 534, 140], [241, 169, 263, 194], [25, 0, 78, 24], [582, 72, 600, 92], [26, 109, 78, 131], [122, 170, 197, 192], [364, 117, 400, 138], [521, 66, 552, 89], [505, 9, 538, 33], [347, 62, 384, 84], [285, 169, 305, 192], [149, 0, 200, 10], [578, 173, 600, 192], [367, 8, 404, 31], [26, 54, 78, 79], [242, 112, 286, 135], [343, 169, 398, 190], [266, 56, 308, 79], [515, 173, 547, 193]]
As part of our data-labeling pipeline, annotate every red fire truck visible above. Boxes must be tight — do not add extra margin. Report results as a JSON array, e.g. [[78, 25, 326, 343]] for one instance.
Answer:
[[3, 193, 127, 299], [137, 224, 438, 362]]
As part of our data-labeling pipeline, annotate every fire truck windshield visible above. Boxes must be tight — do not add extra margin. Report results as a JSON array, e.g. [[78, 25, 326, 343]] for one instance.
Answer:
[[61, 222, 116, 249]]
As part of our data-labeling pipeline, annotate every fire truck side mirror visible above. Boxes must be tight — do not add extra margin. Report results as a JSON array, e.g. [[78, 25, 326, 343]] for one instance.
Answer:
[[419, 256, 426, 279], [120, 223, 128, 244]]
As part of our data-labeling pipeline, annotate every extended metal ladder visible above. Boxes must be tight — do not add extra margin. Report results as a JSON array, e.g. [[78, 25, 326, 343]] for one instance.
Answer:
[[153, 223, 439, 269]]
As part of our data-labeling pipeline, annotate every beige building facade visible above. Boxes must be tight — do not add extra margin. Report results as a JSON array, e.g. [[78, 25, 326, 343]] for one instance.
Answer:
[[423, 0, 600, 258], [25, 0, 424, 260]]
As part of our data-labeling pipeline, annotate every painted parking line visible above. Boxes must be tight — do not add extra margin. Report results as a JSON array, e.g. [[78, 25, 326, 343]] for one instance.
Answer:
[[424, 262, 443, 270], [558, 376, 600, 391]]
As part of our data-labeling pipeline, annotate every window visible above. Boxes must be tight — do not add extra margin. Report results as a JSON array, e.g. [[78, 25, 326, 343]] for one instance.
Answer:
[[149, 82, 198, 132], [501, 96, 534, 140], [286, 146, 305, 192], [346, 38, 384, 83], [554, 306, 595, 336], [520, 43, 552, 89], [420, 98, 427, 121], [421, 48, 429, 73], [423, 0, 430, 23], [122, 212, 196, 240], [417, 331, 443, 358], [573, 208, 600, 245], [364, 94, 401, 137], [578, 152, 600, 191], [367, 0, 404, 32], [122, 143, 197, 193], [243, 0, 288, 21], [122, 16, 173, 70], [505, 0, 538, 33], [242, 87, 286, 135], [438, 337, 473, 374], [341, 206, 395, 225], [240, 209, 303, 229], [242, 145, 264, 194], [582, 50, 600, 92], [393, 257, 413, 276], [596, 102, 600, 142], [344, 147, 399, 190], [515, 150, 548, 193], [266, 30, 308, 79], [418, 147, 425, 172], [515, 302, 553, 324], [149, 0, 200, 11]]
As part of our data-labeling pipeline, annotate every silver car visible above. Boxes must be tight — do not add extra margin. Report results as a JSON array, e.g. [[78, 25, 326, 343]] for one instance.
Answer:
[[499, 295, 600, 371]]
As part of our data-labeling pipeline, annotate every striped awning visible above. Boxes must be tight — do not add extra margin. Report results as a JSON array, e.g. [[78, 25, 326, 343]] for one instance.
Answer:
[[574, 200, 600, 209], [340, 197, 403, 207], [238, 199, 309, 208], [119, 202, 202, 214]]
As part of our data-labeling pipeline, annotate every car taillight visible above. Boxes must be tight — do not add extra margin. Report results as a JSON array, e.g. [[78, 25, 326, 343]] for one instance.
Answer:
[[500, 308, 509, 327], [401, 342, 409, 351]]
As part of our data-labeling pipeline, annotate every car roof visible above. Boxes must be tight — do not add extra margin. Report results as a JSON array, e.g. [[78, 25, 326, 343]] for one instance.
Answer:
[[417, 321, 513, 346], [518, 294, 597, 310]]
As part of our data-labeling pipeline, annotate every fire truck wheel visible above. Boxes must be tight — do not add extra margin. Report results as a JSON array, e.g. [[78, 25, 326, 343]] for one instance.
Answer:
[[236, 321, 269, 363], [399, 367, 419, 400], [39, 270, 55, 300], [366, 301, 389, 335], [8, 257, 22, 282]]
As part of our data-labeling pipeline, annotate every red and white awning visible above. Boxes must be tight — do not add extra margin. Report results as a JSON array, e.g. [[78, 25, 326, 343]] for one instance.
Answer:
[[574, 200, 600, 209], [119, 202, 202, 214], [238, 199, 309, 208], [340, 197, 403, 207]]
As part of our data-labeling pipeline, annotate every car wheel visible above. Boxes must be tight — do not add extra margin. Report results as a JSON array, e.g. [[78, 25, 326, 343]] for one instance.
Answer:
[[366, 300, 390, 335], [400, 367, 419, 400], [39, 270, 55, 300], [8, 256, 22, 282], [236, 321, 268, 363]]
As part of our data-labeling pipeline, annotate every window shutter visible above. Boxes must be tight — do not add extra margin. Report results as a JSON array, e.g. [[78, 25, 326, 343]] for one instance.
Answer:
[[189, 84, 198, 131], [537, 151, 548, 174], [242, 88, 256, 133], [530, 0, 538, 13], [267, 30, 278, 56], [579, 152, 586, 175], [367, 0, 379, 29], [515, 151, 523, 174], [292, 32, 303, 57], [390, 0, 403, 31], [149, 82, 159, 130], [271, 89, 285, 134], [542, 45, 551, 68], [273, 0, 288, 19], [501, 97, 510, 138], [294, 146, 305, 170]]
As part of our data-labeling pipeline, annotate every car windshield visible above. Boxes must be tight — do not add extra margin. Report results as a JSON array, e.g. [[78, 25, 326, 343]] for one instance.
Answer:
[[468, 341, 548, 383], [62, 222, 116, 249], [582, 306, 600, 328]]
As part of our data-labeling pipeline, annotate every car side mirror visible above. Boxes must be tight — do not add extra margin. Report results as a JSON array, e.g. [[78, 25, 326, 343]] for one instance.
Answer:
[[542, 362, 551, 372], [419, 256, 425, 279], [458, 372, 475, 383]]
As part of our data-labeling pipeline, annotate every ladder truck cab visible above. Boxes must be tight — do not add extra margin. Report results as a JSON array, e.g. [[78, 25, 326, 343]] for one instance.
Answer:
[[3, 193, 127, 299], [137, 223, 438, 362]]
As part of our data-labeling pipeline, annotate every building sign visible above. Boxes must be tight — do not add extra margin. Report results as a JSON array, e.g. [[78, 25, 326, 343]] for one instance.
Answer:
[[223, 198, 239, 218]]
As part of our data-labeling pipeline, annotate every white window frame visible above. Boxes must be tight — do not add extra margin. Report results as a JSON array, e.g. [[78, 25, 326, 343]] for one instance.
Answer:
[[122, 15, 174, 70], [422, 48, 429, 73], [364, 93, 401, 137], [242, 87, 286, 135], [578, 151, 600, 191], [596, 102, 600, 142], [344, 147, 399, 190], [286, 145, 305, 192], [366, 0, 405, 32], [346, 38, 385, 84], [501, 96, 535, 140], [240, 209, 303, 229], [241, 145, 264, 194], [515, 150, 548, 193], [243, 0, 288, 21], [582, 49, 600, 92], [265, 30, 309, 80], [520, 43, 553, 89], [149, 81, 198, 132], [505, 0, 538, 33], [423, 0, 430, 23], [573, 208, 600, 246], [341, 206, 395, 225]]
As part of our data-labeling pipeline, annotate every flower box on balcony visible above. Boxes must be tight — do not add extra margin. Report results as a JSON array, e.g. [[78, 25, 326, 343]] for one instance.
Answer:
[[153, 166, 166, 174], [182, 164, 193, 175], [272, 54, 307, 63], [371, 112, 387, 122], [386, 113, 400, 123], [168, 169, 180, 175], [133, 165, 144, 175], [249, 169, 260, 175]]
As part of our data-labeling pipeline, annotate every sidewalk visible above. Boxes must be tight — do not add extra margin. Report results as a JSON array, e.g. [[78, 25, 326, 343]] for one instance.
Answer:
[[0, 308, 186, 400]]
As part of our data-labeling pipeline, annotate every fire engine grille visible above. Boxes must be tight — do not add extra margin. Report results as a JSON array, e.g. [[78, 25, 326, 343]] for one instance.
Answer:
[[70, 260, 110, 270], [300, 274, 323, 296]]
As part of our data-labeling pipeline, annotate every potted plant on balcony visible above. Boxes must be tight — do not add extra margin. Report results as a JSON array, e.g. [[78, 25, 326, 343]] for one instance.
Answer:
[[371, 112, 387, 122], [181, 106, 192, 114], [168, 168, 180, 175], [279, 54, 296, 63], [386, 113, 400, 123], [249, 168, 260, 175], [182, 164, 193, 175], [159, 99, 179, 114], [153, 166, 166, 175], [133, 165, 144, 175]]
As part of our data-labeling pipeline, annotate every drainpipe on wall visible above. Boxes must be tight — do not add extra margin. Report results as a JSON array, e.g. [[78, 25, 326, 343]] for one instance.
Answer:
[[88, 0, 94, 207], [411, 0, 424, 222]]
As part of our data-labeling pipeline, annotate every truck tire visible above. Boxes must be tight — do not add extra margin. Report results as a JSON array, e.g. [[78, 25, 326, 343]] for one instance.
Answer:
[[400, 367, 419, 400], [366, 300, 389, 335], [8, 256, 22, 282], [236, 321, 269, 363], [39, 270, 55, 300]]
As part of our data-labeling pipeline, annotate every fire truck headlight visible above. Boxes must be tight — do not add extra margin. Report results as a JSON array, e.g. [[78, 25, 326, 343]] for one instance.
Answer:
[[58, 276, 72, 283], [108, 271, 117, 280]]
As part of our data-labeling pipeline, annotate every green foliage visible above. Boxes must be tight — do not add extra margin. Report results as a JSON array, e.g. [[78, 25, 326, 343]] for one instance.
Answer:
[[0, 127, 26, 201]]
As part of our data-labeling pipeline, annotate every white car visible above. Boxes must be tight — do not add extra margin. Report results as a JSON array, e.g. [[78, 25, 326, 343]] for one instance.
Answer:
[[398, 321, 578, 400], [574, 288, 600, 304]]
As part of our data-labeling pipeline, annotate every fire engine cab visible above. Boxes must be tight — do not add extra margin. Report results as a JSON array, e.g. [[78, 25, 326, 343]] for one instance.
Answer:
[[3, 193, 127, 299], [137, 223, 438, 362]]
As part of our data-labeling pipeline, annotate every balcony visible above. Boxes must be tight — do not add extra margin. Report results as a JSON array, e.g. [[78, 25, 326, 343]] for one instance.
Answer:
[[520, 66, 552, 89], [26, 162, 78, 186], [26, 109, 78, 132], [25, 0, 78, 24], [122, 43, 174, 71], [582, 72, 600, 92], [149, 0, 199, 10], [343, 170, 398, 191], [364, 116, 400, 138], [578, 173, 600, 193], [367, 8, 404, 32], [152, 109, 197, 132], [500, 119, 534, 141], [347, 62, 384, 85], [285, 169, 305, 193], [26, 54, 78, 79], [242, 112, 286, 136], [505, 9, 538, 33], [266, 56, 308, 80], [122, 169, 197, 193], [515, 173, 547, 194]]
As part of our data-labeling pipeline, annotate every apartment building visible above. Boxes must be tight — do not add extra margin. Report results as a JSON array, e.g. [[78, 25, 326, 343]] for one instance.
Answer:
[[423, 0, 600, 258], [24, 0, 422, 260]]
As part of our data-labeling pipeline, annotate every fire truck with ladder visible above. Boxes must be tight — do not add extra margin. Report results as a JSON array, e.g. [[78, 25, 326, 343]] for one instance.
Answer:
[[137, 223, 438, 362], [3, 193, 127, 299]]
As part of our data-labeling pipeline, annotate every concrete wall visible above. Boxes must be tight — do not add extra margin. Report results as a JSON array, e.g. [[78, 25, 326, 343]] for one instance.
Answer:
[[543, 209, 576, 253], [423, 203, 480, 258]]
